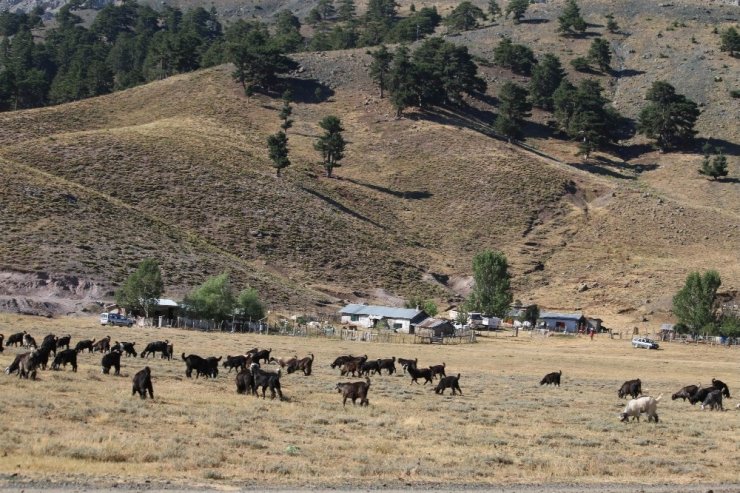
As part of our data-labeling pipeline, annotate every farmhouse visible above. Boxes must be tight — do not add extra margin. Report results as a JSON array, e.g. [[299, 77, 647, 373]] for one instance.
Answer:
[[339, 304, 428, 333], [538, 312, 588, 333], [415, 318, 456, 338]]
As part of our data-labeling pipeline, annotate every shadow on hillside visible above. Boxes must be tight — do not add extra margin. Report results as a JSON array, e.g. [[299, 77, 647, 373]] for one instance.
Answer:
[[520, 18, 549, 25], [703, 137, 740, 157], [344, 178, 433, 200], [283, 78, 335, 104], [613, 68, 646, 78], [567, 161, 637, 180], [594, 155, 659, 174], [618, 143, 655, 160], [717, 177, 740, 184], [300, 186, 384, 228]]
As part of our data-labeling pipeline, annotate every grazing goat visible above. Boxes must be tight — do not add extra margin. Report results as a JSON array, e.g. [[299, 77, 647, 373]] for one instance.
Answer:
[[56, 335, 71, 350], [336, 377, 371, 407], [224, 355, 251, 373], [397, 357, 417, 373], [41, 334, 57, 354], [289, 353, 314, 376], [407, 362, 434, 385], [330, 354, 355, 369], [235, 367, 256, 395], [540, 370, 562, 387], [5, 352, 31, 375], [250, 363, 283, 400], [250, 348, 272, 365], [429, 362, 446, 380], [34, 342, 55, 370], [688, 387, 714, 405], [23, 333, 38, 349], [132, 367, 154, 399], [52, 349, 78, 372], [182, 353, 218, 379], [92, 336, 111, 353], [101, 350, 122, 375], [377, 357, 397, 375], [75, 339, 95, 353], [701, 390, 724, 411], [618, 379, 642, 399], [6, 331, 25, 347], [140, 340, 169, 359], [620, 394, 662, 423], [672, 385, 699, 402], [18, 351, 41, 379], [435, 374, 462, 395], [711, 378, 731, 398], [112, 341, 137, 357], [162, 343, 174, 360], [202, 356, 221, 378]]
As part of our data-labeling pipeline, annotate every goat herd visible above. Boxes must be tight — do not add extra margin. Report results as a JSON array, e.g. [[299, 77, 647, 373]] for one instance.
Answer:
[[1, 330, 736, 419]]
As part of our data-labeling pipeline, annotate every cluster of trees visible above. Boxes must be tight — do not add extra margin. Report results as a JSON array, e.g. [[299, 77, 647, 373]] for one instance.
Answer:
[[0, 2, 228, 110], [115, 260, 265, 324], [672, 270, 739, 338], [368, 38, 485, 116]]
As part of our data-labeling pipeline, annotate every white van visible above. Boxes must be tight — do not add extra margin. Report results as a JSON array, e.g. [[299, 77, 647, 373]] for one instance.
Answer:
[[100, 312, 134, 327]]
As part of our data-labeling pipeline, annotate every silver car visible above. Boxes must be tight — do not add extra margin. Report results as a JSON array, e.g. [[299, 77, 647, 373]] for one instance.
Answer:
[[632, 337, 659, 349]]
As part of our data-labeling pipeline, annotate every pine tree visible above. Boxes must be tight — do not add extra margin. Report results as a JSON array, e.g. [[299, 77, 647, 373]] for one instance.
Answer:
[[605, 13, 619, 33], [388, 45, 418, 116], [719, 26, 740, 56], [445, 1, 486, 33], [338, 0, 357, 22], [529, 53, 565, 110], [314, 115, 346, 177], [699, 146, 729, 181], [672, 271, 722, 332], [368, 44, 392, 98], [638, 81, 700, 150], [494, 81, 531, 140], [505, 0, 529, 24], [493, 37, 537, 75], [557, 0, 586, 35], [279, 91, 293, 133], [588, 37, 611, 72], [267, 131, 290, 176], [488, 0, 502, 19]]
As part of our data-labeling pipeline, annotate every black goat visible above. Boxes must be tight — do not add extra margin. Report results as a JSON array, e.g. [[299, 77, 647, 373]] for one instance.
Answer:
[[0, 334, 3, 353], [6, 331, 25, 347], [5, 352, 30, 375], [132, 367, 154, 399], [429, 362, 446, 380], [223, 355, 250, 373], [250, 348, 272, 365], [359, 359, 381, 376], [141, 340, 169, 359], [397, 357, 417, 373], [75, 339, 96, 353], [235, 367, 256, 395], [540, 370, 562, 387], [407, 362, 433, 385], [688, 387, 714, 405], [182, 353, 218, 379], [377, 357, 397, 375], [330, 354, 354, 369], [23, 333, 38, 349], [672, 385, 699, 401], [52, 349, 78, 372], [712, 378, 731, 398], [101, 350, 122, 375], [56, 334, 71, 350], [701, 389, 724, 411], [250, 363, 283, 400], [435, 374, 462, 395], [618, 379, 642, 399]]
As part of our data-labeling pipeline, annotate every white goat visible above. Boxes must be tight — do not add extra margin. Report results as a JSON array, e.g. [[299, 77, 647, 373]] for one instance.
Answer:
[[620, 394, 663, 423]]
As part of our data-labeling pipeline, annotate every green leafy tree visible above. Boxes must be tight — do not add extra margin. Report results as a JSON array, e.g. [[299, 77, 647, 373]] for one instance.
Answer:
[[455, 306, 469, 327], [672, 270, 722, 333], [529, 53, 565, 110], [588, 37, 611, 72], [236, 287, 265, 321], [468, 250, 513, 318], [605, 13, 619, 33], [505, 0, 529, 24], [488, 0, 502, 19], [273, 10, 303, 52], [445, 1, 486, 33], [493, 37, 537, 75], [699, 146, 729, 181], [521, 304, 540, 326], [390, 7, 441, 42], [365, 0, 398, 24], [719, 26, 740, 56], [405, 295, 438, 317], [184, 273, 236, 324], [368, 44, 392, 98], [494, 81, 531, 140], [115, 259, 164, 319], [315, 115, 346, 177], [637, 80, 700, 150], [557, 0, 586, 35], [719, 314, 740, 338], [267, 131, 290, 176]]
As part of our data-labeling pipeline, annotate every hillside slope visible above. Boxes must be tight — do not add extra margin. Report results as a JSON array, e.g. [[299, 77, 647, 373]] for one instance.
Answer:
[[0, 1, 738, 324]]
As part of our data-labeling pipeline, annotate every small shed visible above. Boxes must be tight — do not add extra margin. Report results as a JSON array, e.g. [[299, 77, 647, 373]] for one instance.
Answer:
[[415, 318, 455, 338], [587, 318, 603, 332], [538, 312, 588, 333]]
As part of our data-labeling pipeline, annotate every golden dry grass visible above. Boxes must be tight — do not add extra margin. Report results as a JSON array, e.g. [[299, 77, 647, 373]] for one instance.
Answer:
[[0, 314, 738, 487]]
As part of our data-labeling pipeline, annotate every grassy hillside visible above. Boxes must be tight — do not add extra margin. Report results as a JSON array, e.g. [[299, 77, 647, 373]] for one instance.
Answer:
[[0, 0, 738, 324]]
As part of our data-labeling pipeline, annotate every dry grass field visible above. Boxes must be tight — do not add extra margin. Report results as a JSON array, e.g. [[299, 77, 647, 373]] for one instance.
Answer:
[[0, 314, 738, 489]]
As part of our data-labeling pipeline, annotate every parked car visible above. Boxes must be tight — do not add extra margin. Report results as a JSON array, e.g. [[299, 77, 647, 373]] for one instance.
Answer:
[[632, 337, 659, 350], [100, 312, 134, 327]]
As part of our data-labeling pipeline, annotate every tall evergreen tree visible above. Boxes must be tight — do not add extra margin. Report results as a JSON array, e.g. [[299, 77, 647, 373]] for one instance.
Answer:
[[637, 81, 700, 150], [557, 0, 586, 35], [495, 81, 531, 140], [315, 115, 346, 177], [505, 0, 529, 24], [445, 1, 486, 33], [273, 10, 303, 52], [279, 91, 293, 133], [588, 37, 611, 72], [267, 131, 290, 176], [493, 37, 536, 75], [529, 53, 565, 110], [468, 250, 513, 318], [337, 0, 357, 22], [698, 146, 728, 181], [227, 22, 297, 94], [488, 0, 502, 19], [672, 270, 722, 333], [388, 44, 417, 116], [368, 44, 392, 98], [605, 13, 619, 33], [719, 26, 740, 56]]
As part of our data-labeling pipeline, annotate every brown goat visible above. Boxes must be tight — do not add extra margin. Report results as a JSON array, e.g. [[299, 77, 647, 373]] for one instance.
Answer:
[[429, 362, 446, 379], [290, 353, 314, 376], [336, 377, 371, 407]]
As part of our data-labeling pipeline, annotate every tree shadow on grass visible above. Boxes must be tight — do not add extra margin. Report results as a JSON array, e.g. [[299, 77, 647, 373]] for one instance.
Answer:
[[282, 78, 335, 104], [343, 178, 433, 200], [519, 18, 550, 25], [613, 68, 646, 77], [567, 161, 637, 180], [300, 186, 384, 229]]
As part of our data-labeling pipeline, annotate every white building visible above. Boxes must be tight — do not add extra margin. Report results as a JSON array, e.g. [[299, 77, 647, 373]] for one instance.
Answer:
[[338, 304, 428, 333]]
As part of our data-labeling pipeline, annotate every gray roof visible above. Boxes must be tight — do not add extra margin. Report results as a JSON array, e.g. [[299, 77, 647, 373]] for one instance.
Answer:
[[416, 318, 453, 328], [339, 304, 425, 320], [539, 312, 584, 321]]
